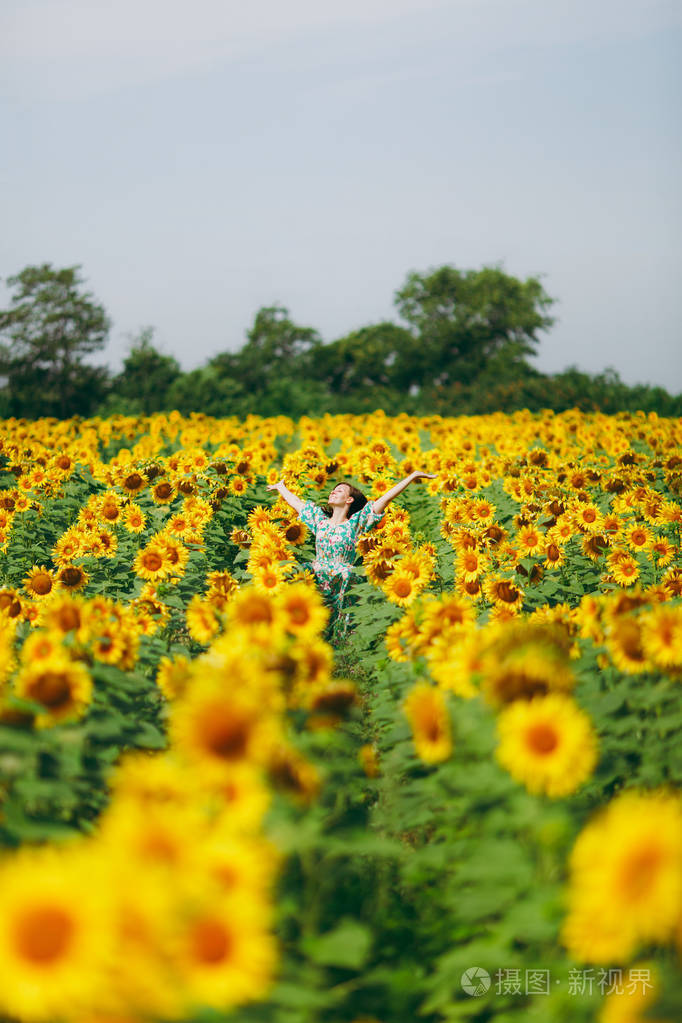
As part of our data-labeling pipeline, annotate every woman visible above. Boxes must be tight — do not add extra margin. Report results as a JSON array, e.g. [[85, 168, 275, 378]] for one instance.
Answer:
[[267, 471, 436, 643]]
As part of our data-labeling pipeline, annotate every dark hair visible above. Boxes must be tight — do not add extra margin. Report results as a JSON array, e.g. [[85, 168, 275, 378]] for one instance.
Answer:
[[322, 481, 367, 519]]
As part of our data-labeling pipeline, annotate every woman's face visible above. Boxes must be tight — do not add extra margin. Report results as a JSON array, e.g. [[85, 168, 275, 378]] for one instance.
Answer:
[[328, 483, 352, 508]]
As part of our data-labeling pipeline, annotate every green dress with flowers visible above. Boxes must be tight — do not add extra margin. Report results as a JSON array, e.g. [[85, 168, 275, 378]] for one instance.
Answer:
[[297, 499, 385, 640]]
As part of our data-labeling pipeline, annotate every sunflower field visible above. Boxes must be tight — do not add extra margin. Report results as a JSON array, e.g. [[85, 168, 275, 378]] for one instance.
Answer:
[[0, 408, 681, 1023]]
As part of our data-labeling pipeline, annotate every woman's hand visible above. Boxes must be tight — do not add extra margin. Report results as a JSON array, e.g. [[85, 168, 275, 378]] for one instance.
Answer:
[[411, 471, 438, 481], [266, 481, 283, 492]]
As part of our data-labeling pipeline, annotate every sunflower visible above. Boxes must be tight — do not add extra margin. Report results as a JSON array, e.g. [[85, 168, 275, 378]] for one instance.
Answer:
[[205, 572, 240, 601], [99, 499, 122, 525], [427, 630, 480, 699], [605, 616, 650, 674], [52, 531, 84, 563], [56, 564, 88, 592], [211, 763, 272, 834], [455, 576, 484, 601], [581, 533, 609, 561], [14, 657, 92, 727], [20, 630, 65, 664], [119, 469, 146, 495], [516, 525, 546, 557], [0, 588, 23, 622], [133, 544, 168, 582], [124, 504, 147, 533], [469, 497, 496, 525], [650, 537, 674, 566], [151, 480, 176, 504], [23, 565, 56, 599], [170, 892, 276, 1011], [308, 680, 357, 717], [397, 552, 431, 582], [548, 516, 574, 544], [92, 528, 118, 559], [186, 595, 222, 644], [275, 520, 303, 548], [228, 589, 277, 631], [455, 548, 487, 583], [287, 637, 333, 690], [477, 621, 576, 707], [483, 576, 524, 612], [171, 683, 278, 775], [385, 614, 421, 663], [268, 743, 321, 803], [420, 595, 475, 645], [640, 604, 682, 670], [152, 656, 191, 702], [0, 845, 114, 1023], [573, 502, 604, 533], [625, 523, 653, 552], [495, 693, 598, 797], [607, 550, 640, 587], [562, 790, 682, 962], [275, 583, 328, 638], [253, 564, 286, 595], [543, 541, 566, 569], [403, 682, 453, 764], [383, 570, 420, 608], [230, 476, 249, 495], [157, 535, 190, 576]]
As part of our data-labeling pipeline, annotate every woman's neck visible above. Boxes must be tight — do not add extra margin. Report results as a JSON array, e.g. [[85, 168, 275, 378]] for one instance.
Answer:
[[329, 507, 350, 525]]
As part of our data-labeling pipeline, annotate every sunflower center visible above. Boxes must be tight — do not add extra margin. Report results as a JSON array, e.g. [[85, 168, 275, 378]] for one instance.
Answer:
[[424, 717, 443, 742], [526, 722, 559, 755], [394, 578, 412, 598], [202, 708, 251, 759], [191, 918, 232, 964], [143, 552, 163, 572], [60, 568, 83, 588], [238, 598, 273, 624], [29, 671, 73, 709], [289, 602, 310, 624], [15, 905, 75, 964], [620, 844, 661, 900], [31, 573, 53, 596], [57, 607, 81, 631], [124, 473, 143, 489], [155, 483, 173, 500], [497, 582, 520, 603]]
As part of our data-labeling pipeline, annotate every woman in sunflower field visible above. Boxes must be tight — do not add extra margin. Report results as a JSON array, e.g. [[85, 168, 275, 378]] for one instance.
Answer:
[[267, 472, 436, 642]]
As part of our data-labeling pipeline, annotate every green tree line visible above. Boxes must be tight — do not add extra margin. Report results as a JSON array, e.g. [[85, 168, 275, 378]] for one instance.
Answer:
[[1, 262, 680, 420]]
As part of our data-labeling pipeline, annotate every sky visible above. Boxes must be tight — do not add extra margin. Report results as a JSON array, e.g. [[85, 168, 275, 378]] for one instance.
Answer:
[[2, 0, 681, 392]]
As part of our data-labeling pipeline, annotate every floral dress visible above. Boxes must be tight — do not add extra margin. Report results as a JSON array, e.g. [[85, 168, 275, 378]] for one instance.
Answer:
[[297, 499, 385, 641]]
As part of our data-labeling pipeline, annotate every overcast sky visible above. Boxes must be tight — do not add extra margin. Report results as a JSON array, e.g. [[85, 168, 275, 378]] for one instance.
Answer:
[[2, 0, 681, 392]]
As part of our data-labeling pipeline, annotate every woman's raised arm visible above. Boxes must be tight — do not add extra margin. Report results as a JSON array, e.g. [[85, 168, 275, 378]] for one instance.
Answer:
[[371, 471, 437, 516], [266, 479, 304, 515]]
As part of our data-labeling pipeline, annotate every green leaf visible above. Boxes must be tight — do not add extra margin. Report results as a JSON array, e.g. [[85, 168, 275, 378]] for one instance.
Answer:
[[302, 919, 372, 969]]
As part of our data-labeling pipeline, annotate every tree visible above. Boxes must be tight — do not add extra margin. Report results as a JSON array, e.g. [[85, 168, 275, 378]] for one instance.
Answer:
[[394, 264, 556, 389], [308, 322, 417, 397], [112, 327, 181, 414], [0, 264, 111, 418], [211, 305, 322, 393]]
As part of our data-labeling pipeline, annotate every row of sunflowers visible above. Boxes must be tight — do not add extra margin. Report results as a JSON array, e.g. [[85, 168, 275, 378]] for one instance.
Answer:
[[0, 407, 681, 1022]]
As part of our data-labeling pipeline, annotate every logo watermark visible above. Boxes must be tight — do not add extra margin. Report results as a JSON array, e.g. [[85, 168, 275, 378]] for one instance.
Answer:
[[460, 967, 491, 996], [460, 967, 652, 998]]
